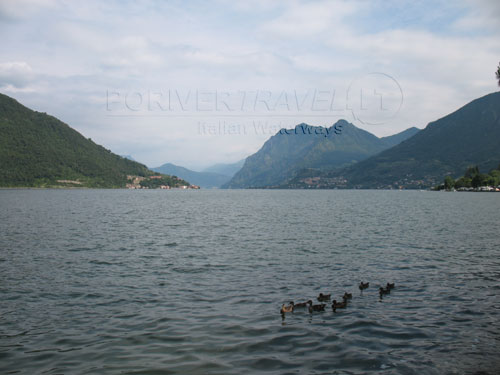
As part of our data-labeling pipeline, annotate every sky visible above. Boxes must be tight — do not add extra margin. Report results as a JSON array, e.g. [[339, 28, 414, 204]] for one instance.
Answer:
[[1, 0, 499, 170]]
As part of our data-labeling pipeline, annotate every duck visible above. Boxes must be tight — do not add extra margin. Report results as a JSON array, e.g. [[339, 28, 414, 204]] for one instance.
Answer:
[[359, 282, 369, 290], [280, 303, 294, 314], [343, 292, 353, 300], [379, 286, 390, 297], [332, 299, 348, 311], [317, 293, 331, 302], [292, 301, 308, 308], [307, 300, 326, 313], [386, 282, 395, 290]]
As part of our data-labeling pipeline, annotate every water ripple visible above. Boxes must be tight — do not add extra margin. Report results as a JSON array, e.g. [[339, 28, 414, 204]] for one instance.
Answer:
[[1, 189, 499, 375]]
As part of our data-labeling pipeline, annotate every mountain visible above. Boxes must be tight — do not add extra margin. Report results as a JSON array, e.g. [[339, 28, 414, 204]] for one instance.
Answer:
[[153, 159, 245, 188], [121, 155, 135, 161], [289, 92, 500, 189], [152, 163, 231, 188], [202, 159, 245, 177], [0, 93, 187, 188], [222, 120, 419, 188], [380, 127, 420, 148]]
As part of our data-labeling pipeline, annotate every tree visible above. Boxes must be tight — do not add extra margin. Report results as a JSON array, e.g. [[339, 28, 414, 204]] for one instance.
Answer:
[[454, 177, 471, 189], [490, 170, 500, 186], [444, 175, 455, 190], [497, 62, 500, 86], [471, 174, 482, 188], [471, 173, 491, 188], [483, 174, 495, 187], [464, 165, 480, 179]]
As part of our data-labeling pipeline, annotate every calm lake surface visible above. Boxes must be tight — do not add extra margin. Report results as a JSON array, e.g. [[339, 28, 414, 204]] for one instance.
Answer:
[[1, 189, 499, 375]]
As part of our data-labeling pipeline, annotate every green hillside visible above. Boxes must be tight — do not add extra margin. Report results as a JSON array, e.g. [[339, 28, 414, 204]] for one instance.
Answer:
[[289, 92, 500, 189], [0, 93, 184, 188]]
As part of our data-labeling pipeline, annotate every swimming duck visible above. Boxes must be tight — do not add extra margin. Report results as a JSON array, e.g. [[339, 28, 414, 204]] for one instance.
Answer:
[[280, 303, 294, 314], [343, 292, 353, 300], [386, 282, 395, 290], [317, 293, 331, 302], [332, 299, 347, 311], [359, 282, 369, 290], [292, 301, 308, 308], [379, 287, 390, 297], [307, 300, 326, 313]]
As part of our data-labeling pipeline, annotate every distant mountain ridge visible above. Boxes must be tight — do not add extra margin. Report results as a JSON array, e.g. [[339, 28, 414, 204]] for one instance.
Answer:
[[0, 93, 185, 188], [152, 163, 232, 188], [288, 92, 500, 189], [222, 120, 419, 188], [202, 159, 245, 176], [380, 127, 421, 148], [152, 159, 245, 188]]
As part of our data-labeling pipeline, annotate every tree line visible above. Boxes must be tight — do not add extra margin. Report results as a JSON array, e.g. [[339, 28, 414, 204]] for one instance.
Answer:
[[439, 164, 500, 190]]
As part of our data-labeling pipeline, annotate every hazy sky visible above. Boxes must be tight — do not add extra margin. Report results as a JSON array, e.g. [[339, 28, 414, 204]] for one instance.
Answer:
[[1, 0, 499, 170]]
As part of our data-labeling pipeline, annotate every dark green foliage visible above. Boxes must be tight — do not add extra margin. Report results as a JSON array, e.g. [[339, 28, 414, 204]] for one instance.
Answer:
[[454, 176, 472, 189], [0, 93, 184, 188], [471, 172, 496, 188], [490, 169, 500, 184], [445, 164, 500, 189], [471, 174, 483, 188], [444, 175, 455, 190], [139, 175, 190, 188], [464, 165, 480, 179], [461, 165, 499, 188]]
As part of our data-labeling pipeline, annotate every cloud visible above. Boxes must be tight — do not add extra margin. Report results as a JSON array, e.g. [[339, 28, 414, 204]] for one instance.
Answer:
[[454, 0, 500, 31], [0, 0, 497, 168], [259, 0, 357, 38], [0, 0, 56, 22], [0, 61, 34, 88], [290, 54, 361, 73]]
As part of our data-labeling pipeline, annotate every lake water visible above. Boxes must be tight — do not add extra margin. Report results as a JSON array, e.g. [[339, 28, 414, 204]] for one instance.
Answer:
[[1, 189, 499, 375]]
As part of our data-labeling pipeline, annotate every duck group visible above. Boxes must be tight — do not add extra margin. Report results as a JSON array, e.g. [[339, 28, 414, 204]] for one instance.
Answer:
[[280, 281, 396, 316], [379, 282, 395, 298]]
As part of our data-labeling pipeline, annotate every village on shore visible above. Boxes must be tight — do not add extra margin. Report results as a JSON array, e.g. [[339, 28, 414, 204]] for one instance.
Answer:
[[444, 186, 500, 192]]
